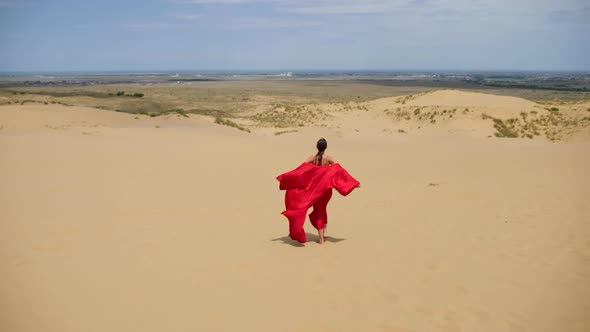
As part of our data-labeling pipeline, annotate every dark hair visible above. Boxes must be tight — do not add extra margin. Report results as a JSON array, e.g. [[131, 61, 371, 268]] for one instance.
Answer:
[[315, 138, 327, 165]]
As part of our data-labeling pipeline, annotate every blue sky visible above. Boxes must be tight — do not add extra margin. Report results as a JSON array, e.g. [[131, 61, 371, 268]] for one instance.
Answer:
[[0, 0, 589, 71]]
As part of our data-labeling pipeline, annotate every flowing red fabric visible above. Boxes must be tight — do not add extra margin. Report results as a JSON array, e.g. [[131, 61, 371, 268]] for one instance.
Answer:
[[277, 163, 360, 243]]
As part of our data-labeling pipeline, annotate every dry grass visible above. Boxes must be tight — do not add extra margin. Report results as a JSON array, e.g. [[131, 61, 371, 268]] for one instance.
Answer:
[[480, 110, 590, 141], [252, 104, 329, 128], [274, 130, 299, 136], [214, 117, 251, 133], [384, 106, 458, 125], [492, 118, 520, 138]]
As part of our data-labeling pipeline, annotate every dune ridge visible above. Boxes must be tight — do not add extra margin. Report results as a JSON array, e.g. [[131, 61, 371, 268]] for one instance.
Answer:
[[2, 90, 590, 142]]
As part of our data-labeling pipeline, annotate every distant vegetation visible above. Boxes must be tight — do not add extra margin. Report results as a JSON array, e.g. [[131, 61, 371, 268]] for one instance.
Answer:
[[8, 90, 120, 98], [477, 81, 589, 92], [115, 108, 188, 118], [109, 91, 144, 98]]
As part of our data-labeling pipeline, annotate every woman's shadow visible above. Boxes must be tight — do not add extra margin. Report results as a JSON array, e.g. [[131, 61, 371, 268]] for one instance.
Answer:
[[271, 233, 347, 247]]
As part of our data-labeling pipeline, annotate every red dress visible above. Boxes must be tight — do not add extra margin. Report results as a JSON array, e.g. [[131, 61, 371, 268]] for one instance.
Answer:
[[277, 163, 360, 243]]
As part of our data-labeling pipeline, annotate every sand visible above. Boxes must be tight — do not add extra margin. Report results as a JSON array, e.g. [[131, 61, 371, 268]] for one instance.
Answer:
[[1, 91, 589, 332]]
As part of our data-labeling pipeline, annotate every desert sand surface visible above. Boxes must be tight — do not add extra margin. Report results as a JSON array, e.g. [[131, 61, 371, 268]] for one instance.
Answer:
[[1, 90, 590, 332]]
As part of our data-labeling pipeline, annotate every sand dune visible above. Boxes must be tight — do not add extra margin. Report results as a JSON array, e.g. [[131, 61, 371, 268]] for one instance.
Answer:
[[1, 90, 589, 332], [405, 90, 536, 109], [355, 90, 590, 141]]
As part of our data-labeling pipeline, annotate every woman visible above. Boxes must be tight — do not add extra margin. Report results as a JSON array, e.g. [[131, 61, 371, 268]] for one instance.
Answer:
[[277, 138, 360, 244]]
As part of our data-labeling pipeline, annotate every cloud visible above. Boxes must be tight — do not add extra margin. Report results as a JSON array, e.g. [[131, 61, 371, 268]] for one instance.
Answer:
[[545, 5, 590, 25], [173, 13, 202, 20], [230, 17, 320, 29], [175, 0, 590, 18], [283, 3, 395, 15], [124, 23, 185, 30], [0, 0, 32, 7], [175, 0, 254, 4], [168, 0, 590, 37]]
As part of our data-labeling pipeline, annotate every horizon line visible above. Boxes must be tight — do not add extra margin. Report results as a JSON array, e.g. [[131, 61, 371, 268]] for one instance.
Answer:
[[2, 68, 590, 75]]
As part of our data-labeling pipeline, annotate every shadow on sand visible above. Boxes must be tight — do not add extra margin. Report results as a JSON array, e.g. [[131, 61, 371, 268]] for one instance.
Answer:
[[271, 233, 347, 247]]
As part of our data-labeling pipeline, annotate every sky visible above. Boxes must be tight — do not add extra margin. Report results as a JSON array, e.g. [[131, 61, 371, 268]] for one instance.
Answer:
[[0, 0, 589, 72]]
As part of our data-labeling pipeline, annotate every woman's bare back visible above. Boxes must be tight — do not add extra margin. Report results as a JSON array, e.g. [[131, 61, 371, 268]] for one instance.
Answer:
[[305, 154, 336, 166]]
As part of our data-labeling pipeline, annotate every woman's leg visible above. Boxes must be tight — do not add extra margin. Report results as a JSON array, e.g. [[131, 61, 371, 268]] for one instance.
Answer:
[[309, 189, 333, 243]]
